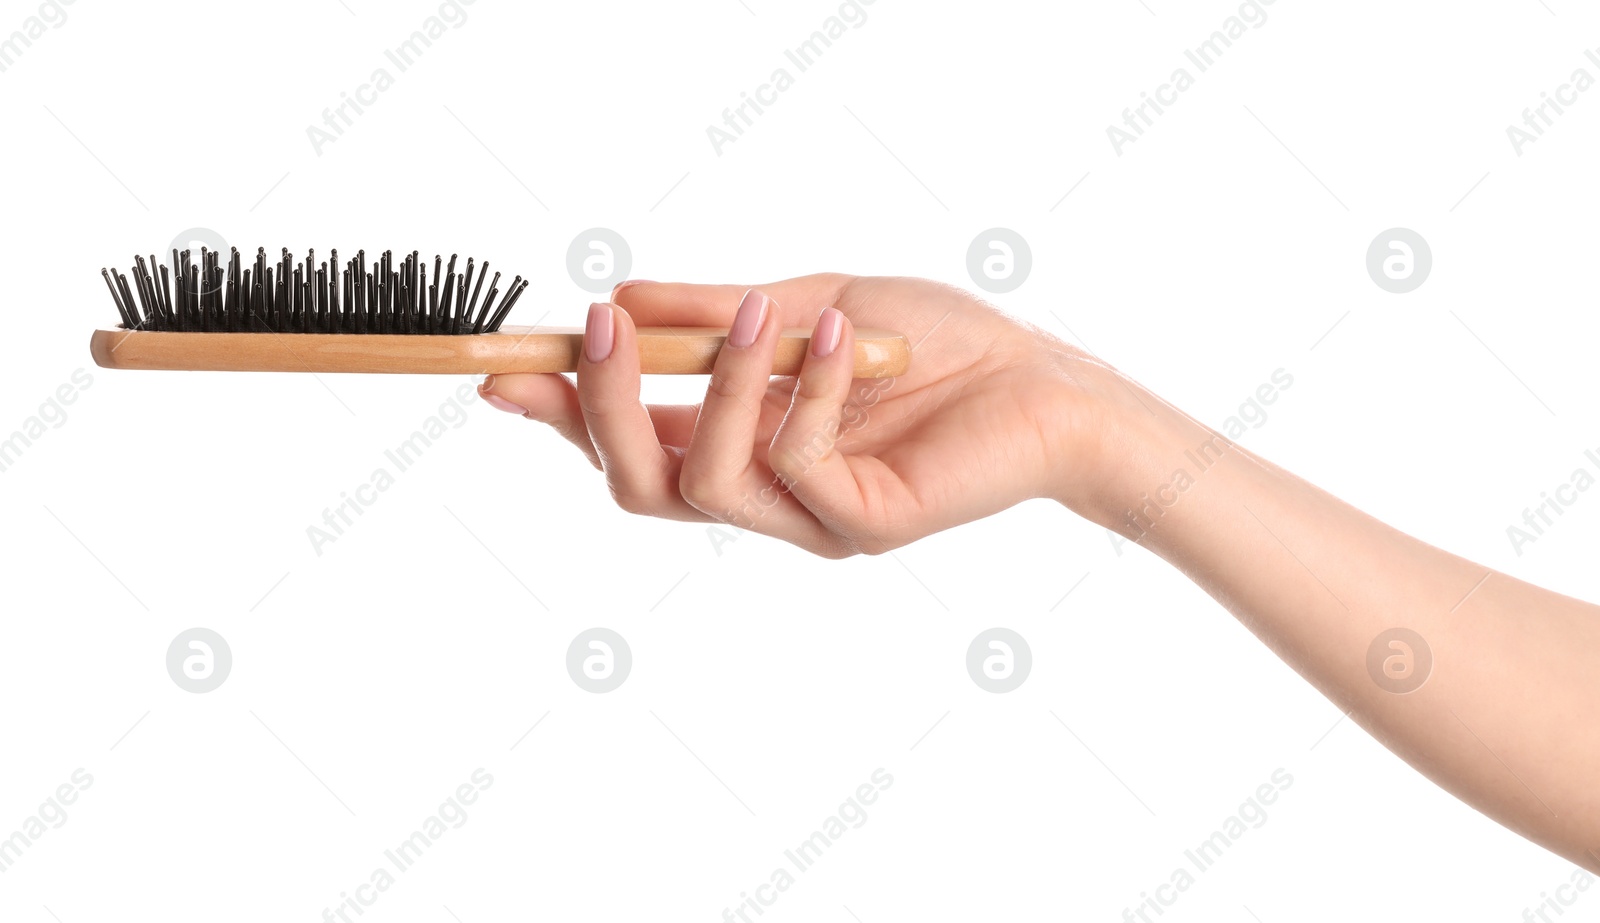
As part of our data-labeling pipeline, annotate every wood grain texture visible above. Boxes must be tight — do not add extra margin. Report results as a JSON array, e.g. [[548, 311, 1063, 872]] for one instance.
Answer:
[[90, 326, 911, 377]]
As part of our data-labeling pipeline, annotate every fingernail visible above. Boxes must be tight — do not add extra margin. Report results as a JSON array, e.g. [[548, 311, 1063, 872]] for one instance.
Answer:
[[585, 302, 615, 363], [483, 393, 528, 415], [813, 307, 844, 358], [728, 289, 769, 349], [612, 279, 652, 297]]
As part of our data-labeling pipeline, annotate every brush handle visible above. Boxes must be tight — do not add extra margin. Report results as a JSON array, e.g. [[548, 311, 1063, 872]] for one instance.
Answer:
[[90, 326, 911, 377]]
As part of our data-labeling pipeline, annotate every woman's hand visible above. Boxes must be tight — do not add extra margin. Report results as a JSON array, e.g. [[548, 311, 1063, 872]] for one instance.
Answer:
[[481, 273, 1600, 871], [478, 274, 1121, 557]]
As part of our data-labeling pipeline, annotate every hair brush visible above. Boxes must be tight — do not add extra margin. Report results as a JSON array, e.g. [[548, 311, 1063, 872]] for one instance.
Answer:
[[90, 247, 910, 377]]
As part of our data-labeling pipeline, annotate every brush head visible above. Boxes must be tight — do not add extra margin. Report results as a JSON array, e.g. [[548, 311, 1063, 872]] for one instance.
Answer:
[[101, 247, 529, 335]]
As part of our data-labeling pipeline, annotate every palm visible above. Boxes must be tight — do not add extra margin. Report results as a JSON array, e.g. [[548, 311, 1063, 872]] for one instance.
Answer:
[[738, 277, 1070, 536]]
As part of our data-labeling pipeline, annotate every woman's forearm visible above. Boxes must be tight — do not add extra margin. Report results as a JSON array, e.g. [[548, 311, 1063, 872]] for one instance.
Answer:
[[1057, 361, 1600, 870]]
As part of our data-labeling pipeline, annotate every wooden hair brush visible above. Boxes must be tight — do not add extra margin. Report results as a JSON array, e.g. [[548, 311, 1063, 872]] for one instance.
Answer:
[[90, 247, 911, 377]]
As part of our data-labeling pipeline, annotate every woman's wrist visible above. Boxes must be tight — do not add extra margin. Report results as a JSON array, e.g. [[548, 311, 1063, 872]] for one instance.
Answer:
[[1044, 353, 1219, 538]]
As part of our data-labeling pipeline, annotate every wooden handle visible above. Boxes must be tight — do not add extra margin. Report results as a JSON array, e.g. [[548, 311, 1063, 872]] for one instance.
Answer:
[[89, 326, 911, 377]]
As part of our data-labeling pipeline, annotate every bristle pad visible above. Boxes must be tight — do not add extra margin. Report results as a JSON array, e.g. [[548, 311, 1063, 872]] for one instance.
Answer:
[[101, 247, 529, 335]]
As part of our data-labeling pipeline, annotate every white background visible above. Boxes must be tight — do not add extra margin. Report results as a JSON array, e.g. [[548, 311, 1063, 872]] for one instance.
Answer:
[[2, 0, 1598, 920]]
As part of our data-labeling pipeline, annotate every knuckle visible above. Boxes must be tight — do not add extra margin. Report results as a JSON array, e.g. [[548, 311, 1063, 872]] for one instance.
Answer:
[[793, 370, 840, 403], [804, 272, 855, 300], [704, 370, 747, 402], [677, 466, 733, 514], [769, 428, 838, 480], [577, 388, 636, 420], [608, 484, 655, 516], [767, 446, 806, 483]]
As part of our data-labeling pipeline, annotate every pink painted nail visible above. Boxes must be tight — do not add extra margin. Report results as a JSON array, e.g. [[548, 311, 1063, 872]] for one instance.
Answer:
[[728, 289, 769, 349], [813, 307, 844, 358], [483, 394, 527, 415], [585, 303, 615, 363]]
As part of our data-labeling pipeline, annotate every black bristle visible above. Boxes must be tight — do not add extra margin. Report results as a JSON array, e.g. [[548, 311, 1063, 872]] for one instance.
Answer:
[[392, 268, 406, 335], [440, 254, 459, 332], [103, 247, 529, 335], [471, 271, 503, 334], [131, 256, 153, 322], [467, 271, 512, 332], [237, 268, 250, 333], [195, 263, 205, 327], [158, 264, 173, 326], [115, 272, 139, 329], [342, 261, 353, 333], [294, 265, 306, 333], [458, 260, 487, 335], [328, 249, 340, 332], [103, 270, 135, 329], [488, 278, 527, 332], [199, 251, 212, 332], [263, 267, 276, 331], [420, 263, 432, 332], [172, 264, 187, 332], [456, 257, 473, 333], [408, 251, 420, 326]]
